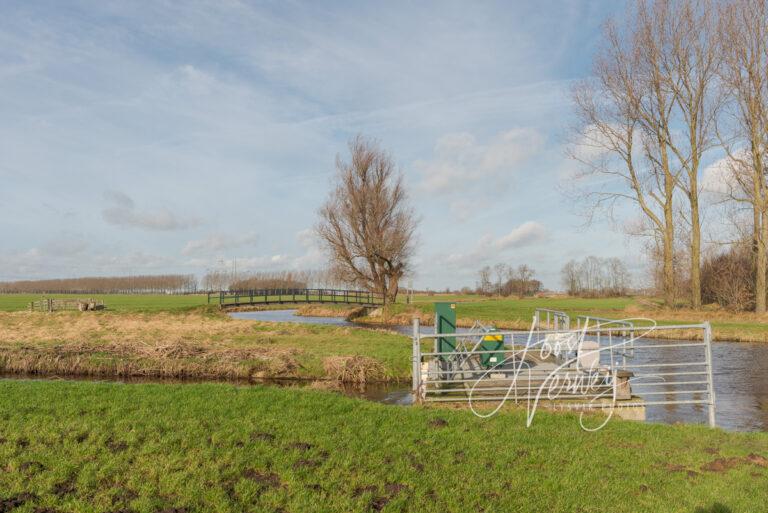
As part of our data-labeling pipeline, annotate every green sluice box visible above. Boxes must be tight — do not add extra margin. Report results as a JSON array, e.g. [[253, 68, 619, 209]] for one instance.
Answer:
[[480, 331, 504, 368], [434, 302, 456, 361]]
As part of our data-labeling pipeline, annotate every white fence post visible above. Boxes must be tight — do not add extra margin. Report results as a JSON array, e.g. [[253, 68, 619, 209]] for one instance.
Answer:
[[412, 317, 421, 398], [704, 322, 717, 428]]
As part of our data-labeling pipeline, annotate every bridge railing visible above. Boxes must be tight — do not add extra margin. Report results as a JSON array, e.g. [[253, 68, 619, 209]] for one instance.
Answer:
[[210, 288, 385, 307]]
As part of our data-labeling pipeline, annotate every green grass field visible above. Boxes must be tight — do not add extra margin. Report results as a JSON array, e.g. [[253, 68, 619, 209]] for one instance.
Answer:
[[0, 293, 211, 313], [0, 294, 765, 512], [0, 380, 765, 513], [395, 295, 639, 323], [383, 294, 768, 342], [2, 292, 768, 342]]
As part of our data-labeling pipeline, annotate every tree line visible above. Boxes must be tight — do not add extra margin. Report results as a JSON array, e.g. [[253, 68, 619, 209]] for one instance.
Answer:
[[228, 270, 330, 291], [0, 275, 198, 294], [561, 256, 631, 297], [201, 269, 341, 291], [570, 0, 768, 312], [476, 264, 542, 297]]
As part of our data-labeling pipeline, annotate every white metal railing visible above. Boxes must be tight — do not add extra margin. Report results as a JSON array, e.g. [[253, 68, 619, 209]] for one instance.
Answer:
[[411, 318, 717, 427], [534, 308, 570, 331]]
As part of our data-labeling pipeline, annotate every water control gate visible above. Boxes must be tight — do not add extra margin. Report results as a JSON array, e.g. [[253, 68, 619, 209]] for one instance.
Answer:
[[411, 311, 717, 427]]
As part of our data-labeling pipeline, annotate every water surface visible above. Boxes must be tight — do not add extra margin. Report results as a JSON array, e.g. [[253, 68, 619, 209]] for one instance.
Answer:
[[231, 309, 768, 432]]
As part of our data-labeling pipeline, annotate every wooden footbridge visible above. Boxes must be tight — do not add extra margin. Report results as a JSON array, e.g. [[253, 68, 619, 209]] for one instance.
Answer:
[[209, 288, 385, 309]]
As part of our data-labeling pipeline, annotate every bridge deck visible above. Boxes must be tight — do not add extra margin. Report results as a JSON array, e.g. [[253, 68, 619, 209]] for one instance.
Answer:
[[210, 288, 385, 308]]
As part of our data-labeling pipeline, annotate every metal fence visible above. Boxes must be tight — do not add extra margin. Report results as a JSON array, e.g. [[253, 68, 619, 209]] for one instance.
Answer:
[[411, 318, 716, 427], [212, 288, 385, 308], [29, 298, 105, 312], [534, 308, 570, 330]]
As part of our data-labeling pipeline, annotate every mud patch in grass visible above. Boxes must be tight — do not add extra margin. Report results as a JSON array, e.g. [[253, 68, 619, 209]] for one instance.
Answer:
[[0, 493, 37, 512], [242, 469, 282, 489]]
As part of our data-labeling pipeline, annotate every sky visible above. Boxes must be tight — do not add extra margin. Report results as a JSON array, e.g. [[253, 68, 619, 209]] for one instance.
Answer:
[[0, 0, 643, 290]]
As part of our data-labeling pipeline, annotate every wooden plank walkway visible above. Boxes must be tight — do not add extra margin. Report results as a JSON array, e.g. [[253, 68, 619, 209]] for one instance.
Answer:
[[210, 288, 385, 309]]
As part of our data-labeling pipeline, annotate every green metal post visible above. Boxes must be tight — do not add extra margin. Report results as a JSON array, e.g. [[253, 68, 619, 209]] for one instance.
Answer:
[[434, 302, 457, 361]]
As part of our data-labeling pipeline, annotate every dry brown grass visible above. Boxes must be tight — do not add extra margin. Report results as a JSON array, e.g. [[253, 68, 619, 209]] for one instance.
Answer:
[[0, 311, 400, 382], [322, 356, 387, 384], [294, 305, 358, 318]]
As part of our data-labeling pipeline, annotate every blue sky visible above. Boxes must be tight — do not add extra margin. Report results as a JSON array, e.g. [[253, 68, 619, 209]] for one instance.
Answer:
[[0, 0, 640, 290]]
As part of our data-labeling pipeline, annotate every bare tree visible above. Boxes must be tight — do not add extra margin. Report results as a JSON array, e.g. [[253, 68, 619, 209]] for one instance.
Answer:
[[659, 0, 721, 309], [316, 135, 418, 304], [717, 0, 768, 313], [570, 0, 719, 308], [561, 256, 631, 297], [229, 270, 330, 290], [493, 263, 508, 296], [515, 264, 535, 296], [561, 259, 580, 295], [702, 241, 754, 310], [477, 266, 493, 296], [569, 8, 677, 306]]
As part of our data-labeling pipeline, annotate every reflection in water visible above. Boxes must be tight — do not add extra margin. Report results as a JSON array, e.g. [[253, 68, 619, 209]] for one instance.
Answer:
[[232, 309, 768, 432], [229, 309, 357, 326]]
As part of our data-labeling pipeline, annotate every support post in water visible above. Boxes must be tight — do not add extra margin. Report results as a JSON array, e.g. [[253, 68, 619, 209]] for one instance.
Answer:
[[412, 317, 421, 399], [704, 321, 717, 428]]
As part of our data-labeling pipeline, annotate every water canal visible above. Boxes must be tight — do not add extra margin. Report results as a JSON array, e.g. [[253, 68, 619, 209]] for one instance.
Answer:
[[231, 309, 768, 432]]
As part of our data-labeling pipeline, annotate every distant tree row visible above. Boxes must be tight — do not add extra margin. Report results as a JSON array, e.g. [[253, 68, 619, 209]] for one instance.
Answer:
[[560, 257, 631, 298], [201, 269, 338, 292], [228, 270, 329, 291], [0, 274, 198, 294], [476, 264, 541, 297]]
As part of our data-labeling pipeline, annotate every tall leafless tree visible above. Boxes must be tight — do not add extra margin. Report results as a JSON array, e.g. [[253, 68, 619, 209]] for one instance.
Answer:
[[717, 0, 768, 313], [493, 263, 507, 296], [570, 0, 719, 308], [316, 135, 418, 304], [570, 10, 677, 306], [560, 256, 631, 297], [659, 0, 721, 309], [477, 266, 493, 296]]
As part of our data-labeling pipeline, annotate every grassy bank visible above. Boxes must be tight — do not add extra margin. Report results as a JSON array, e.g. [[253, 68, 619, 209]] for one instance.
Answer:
[[0, 380, 765, 512], [0, 311, 410, 383], [305, 294, 768, 343], [4, 292, 768, 342]]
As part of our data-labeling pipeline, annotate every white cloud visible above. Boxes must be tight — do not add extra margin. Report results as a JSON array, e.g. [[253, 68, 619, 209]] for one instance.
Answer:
[[495, 221, 547, 249], [702, 155, 742, 195], [40, 236, 89, 257], [182, 232, 259, 256], [449, 199, 475, 222], [292, 228, 325, 268], [102, 191, 200, 231], [416, 128, 544, 194], [0, 244, 173, 281], [441, 221, 547, 267], [182, 228, 326, 274], [0, 2, 621, 288]]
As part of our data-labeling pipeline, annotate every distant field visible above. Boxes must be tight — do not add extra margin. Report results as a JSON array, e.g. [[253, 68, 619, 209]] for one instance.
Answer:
[[3, 292, 768, 341], [0, 293, 210, 312], [398, 294, 638, 323], [383, 294, 768, 342]]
